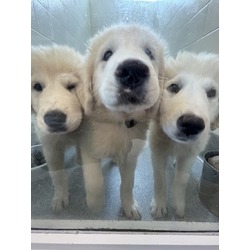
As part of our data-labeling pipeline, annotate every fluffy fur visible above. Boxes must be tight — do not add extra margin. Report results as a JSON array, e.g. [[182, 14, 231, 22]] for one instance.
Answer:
[[77, 24, 167, 219], [31, 45, 85, 212], [149, 51, 219, 218]]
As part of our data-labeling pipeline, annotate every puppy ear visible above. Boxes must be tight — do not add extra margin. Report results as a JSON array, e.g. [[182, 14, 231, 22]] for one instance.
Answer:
[[76, 58, 94, 116], [146, 77, 164, 119], [211, 114, 219, 130], [147, 51, 168, 119], [157, 50, 167, 89]]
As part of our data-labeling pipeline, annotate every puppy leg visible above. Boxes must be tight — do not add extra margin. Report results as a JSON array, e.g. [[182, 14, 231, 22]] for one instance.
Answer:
[[150, 148, 168, 218], [119, 139, 144, 220], [119, 158, 140, 220], [81, 153, 105, 214], [75, 143, 82, 165], [172, 155, 196, 217], [43, 143, 69, 213]]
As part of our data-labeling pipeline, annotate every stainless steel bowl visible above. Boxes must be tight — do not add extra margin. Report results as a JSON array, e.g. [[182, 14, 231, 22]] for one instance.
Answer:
[[31, 144, 47, 170], [199, 150, 219, 217]]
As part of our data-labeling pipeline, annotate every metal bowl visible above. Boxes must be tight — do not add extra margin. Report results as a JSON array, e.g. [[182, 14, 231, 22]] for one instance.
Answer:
[[199, 150, 219, 217], [31, 144, 47, 170]]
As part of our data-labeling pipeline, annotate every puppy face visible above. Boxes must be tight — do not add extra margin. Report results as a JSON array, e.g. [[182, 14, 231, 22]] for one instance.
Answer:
[[160, 52, 219, 143], [31, 45, 85, 134], [83, 24, 166, 114]]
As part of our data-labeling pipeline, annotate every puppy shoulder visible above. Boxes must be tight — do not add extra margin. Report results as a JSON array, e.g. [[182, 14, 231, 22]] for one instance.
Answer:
[[149, 121, 169, 147]]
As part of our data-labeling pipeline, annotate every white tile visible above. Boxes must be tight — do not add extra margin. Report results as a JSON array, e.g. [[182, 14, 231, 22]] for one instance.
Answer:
[[164, 0, 218, 55], [37, 0, 50, 10], [31, 29, 54, 46], [90, 13, 119, 28], [33, 1, 53, 39], [48, 0, 67, 28], [78, 29, 91, 53], [203, 0, 219, 35], [90, 25, 105, 36], [183, 29, 219, 54], [89, 0, 119, 15], [66, 30, 80, 50], [165, 0, 211, 32], [162, 0, 186, 29], [61, 0, 86, 29], [175, 5, 208, 50], [81, 20, 91, 40], [50, 17, 67, 45], [75, 0, 89, 11], [63, 9, 81, 38], [76, 0, 91, 24], [49, 0, 91, 46], [31, 0, 218, 56], [31, 1, 37, 30]]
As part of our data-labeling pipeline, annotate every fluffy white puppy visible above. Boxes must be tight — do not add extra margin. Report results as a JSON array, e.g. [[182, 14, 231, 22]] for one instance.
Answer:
[[150, 51, 219, 218], [77, 24, 167, 219], [31, 45, 85, 212]]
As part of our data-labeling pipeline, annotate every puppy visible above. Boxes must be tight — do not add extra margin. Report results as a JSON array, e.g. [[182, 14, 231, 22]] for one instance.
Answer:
[[31, 45, 85, 213], [77, 24, 167, 219], [150, 51, 219, 218]]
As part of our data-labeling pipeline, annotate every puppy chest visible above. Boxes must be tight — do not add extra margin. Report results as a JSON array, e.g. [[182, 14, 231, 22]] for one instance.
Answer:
[[92, 123, 131, 157]]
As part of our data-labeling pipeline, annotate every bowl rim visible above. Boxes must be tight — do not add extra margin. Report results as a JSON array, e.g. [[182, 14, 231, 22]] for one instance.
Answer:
[[31, 144, 47, 170], [204, 150, 219, 173]]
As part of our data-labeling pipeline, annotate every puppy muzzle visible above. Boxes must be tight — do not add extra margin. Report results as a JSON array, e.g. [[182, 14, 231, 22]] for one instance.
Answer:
[[44, 110, 67, 133], [115, 59, 149, 89], [115, 59, 149, 105]]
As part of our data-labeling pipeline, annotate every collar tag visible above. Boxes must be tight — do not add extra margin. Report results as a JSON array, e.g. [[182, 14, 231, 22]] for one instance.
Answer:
[[125, 119, 137, 128]]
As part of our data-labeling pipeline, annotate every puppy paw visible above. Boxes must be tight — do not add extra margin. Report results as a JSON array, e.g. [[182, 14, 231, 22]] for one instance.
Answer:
[[150, 199, 167, 218], [86, 193, 105, 214], [51, 191, 69, 213], [173, 200, 185, 218], [175, 209, 185, 218], [122, 203, 141, 220]]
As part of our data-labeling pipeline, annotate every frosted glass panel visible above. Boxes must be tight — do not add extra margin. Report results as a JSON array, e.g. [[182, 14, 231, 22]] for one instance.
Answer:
[[31, 0, 219, 232]]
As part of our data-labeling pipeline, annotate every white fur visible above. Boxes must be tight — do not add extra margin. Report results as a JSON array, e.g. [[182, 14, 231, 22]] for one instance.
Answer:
[[150, 51, 219, 218], [77, 24, 167, 219], [31, 45, 85, 213]]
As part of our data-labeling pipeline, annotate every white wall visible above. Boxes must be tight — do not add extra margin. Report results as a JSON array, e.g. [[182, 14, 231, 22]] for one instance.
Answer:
[[31, 0, 218, 56], [31, 0, 91, 53], [88, 0, 219, 56]]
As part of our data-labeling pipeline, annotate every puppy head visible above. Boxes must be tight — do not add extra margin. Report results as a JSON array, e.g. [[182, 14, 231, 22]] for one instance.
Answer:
[[31, 45, 85, 134], [160, 51, 219, 144], [80, 24, 167, 115]]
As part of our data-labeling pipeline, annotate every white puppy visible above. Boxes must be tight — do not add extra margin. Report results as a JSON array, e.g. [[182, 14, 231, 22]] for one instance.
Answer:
[[77, 24, 167, 219], [31, 45, 85, 213], [150, 51, 219, 218]]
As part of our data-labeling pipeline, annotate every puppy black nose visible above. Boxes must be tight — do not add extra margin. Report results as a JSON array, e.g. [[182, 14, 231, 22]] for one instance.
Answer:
[[177, 114, 205, 136], [44, 110, 67, 132], [115, 59, 149, 88]]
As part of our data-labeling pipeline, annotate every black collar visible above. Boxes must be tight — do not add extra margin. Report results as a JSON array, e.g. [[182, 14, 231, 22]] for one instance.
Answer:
[[125, 119, 137, 128]]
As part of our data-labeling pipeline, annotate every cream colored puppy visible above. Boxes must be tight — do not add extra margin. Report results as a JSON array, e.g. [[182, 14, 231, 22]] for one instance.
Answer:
[[31, 45, 85, 213], [150, 51, 219, 218], [77, 24, 167, 219]]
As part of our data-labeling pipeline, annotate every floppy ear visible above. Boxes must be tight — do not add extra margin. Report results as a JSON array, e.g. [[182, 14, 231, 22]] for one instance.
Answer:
[[211, 114, 219, 130], [146, 77, 165, 120], [76, 56, 94, 116], [146, 49, 168, 119], [157, 47, 167, 89], [211, 57, 219, 131]]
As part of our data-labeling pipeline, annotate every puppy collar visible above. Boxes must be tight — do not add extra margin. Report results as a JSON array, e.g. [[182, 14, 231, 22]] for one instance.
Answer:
[[125, 119, 137, 128]]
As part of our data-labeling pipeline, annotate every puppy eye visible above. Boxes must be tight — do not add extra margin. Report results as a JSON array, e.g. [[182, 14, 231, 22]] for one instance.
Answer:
[[33, 82, 43, 92], [67, 83, 76, 91], [102, 50, 113, 61], [145, 48, 154, 60], [206, 88, 216, 98], [167, 83, 181, 94]]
